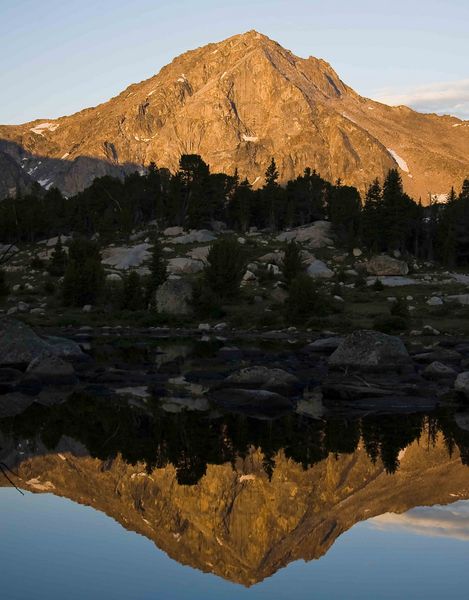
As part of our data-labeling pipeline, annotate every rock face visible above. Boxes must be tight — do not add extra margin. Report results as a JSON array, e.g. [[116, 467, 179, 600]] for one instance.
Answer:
[[155, 279, 193, 315], [366, 255, 409, 276], [1, 31, 468, 198], [329, 330, 411, 370]]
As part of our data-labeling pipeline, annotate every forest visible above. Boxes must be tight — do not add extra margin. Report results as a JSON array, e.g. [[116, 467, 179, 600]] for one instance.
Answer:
[[1, 154, 468, 266]]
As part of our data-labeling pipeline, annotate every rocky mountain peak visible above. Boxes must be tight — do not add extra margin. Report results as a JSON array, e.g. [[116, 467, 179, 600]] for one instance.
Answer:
[[0, 31, 468, 198]]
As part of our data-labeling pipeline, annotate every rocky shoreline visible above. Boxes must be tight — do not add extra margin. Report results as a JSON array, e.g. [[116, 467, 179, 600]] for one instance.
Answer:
[[1, 317, 469, 421]]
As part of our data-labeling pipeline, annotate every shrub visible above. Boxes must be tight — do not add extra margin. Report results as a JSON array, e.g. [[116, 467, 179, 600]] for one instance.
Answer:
[[390, 297, 410, 318], [281, 241, 305, 288], [203, 237, 247, 299], [373, 315, 408, 334], [43, 279, 56, 295], [285, 274, 331, 324], [372, 278, 384, 291], [62, 239, 105, 307], [192, 278, 225, 318], [30, 256, 44, 270], [354, 270, 368, 289]]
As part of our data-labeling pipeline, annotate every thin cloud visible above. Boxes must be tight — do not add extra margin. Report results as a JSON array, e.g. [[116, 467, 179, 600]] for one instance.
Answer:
[[369, 501, 469, 542], [372, 79, 469, 120]]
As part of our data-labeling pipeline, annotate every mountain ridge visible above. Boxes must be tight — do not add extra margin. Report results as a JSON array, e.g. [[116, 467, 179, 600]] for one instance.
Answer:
[[0, 30, 468, 199]]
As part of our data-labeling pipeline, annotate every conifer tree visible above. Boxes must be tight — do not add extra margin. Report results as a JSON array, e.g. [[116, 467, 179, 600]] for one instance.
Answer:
[[48, 236, 68, 277], [282, 241, 306, 288], [62, 239, 105, 306], [362, 179, 383, 251], [146, 237, 168, 304], [203, 237, 247, 299], [121, 271, 145, 311]]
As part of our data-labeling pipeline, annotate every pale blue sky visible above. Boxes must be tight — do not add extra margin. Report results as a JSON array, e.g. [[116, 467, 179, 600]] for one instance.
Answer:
[[1, 0, 468, 124]]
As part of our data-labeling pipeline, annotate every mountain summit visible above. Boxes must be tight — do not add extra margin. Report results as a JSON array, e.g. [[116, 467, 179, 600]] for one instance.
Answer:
[[1, 30, 468, 198]]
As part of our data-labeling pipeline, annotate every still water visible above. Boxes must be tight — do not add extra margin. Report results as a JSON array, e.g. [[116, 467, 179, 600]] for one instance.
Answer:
[[1, 399, 469, 599], [1, 490, 468, 599]]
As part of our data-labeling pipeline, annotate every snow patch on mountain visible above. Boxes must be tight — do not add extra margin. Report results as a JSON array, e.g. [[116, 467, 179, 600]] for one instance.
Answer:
[[387, 148, 410, 173], [30, 122, 59, 136]]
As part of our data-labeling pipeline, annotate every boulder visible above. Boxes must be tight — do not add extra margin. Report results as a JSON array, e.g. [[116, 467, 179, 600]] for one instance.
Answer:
[[155, 279, 193, 315], [171, 230, 216, 244], [366, 255, 409, 276], [329, 330, 411, 370], [427, 296, 443, 306], [163, 226, 185, 236], [102, 243, 151, 269], [45, 336, 86, 361], [422, 361, 457, 380], [167, 257, 204, 274], [26, 352, 77, 386], [258, 251, 285, 265], [187, 246, 211, 261], [306, 260, 334, 279], [447, 294, 469, 306], [305, 337, 344, 353], [455, 372, 469, 399], [276, 221, 333, 248], [0, 318, 51, 367]]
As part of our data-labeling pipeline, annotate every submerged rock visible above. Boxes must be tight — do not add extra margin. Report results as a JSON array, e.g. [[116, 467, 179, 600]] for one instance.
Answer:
[[225, 366, 300, 394], [26, 352, 77, 386], [455, 372, 469, 399], [0, 318, 51, 367]]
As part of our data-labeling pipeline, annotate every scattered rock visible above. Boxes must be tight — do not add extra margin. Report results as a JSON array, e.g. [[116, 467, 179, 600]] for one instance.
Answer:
[[276, 221, 333, 248], [210, 388, 293, 417], [163, 226, 185, 236]]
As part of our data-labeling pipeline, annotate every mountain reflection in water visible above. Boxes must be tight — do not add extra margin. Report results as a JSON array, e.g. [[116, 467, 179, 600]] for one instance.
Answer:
[[1, 394, 469, 587]]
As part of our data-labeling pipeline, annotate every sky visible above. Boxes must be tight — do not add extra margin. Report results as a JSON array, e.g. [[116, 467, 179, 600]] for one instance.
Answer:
[[1, 0, 469, 124]]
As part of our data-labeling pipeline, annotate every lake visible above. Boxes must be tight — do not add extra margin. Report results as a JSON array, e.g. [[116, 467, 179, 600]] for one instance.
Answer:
[[1, 397, 469, 599]]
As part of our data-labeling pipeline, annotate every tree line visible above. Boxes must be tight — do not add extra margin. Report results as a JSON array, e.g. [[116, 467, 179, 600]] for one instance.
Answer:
[[1, 154, 468, 265]]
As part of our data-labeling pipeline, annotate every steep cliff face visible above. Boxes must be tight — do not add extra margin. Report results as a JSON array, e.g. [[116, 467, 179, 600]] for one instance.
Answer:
[[2, 433, 468, 586], [1, 31, 468, 198]]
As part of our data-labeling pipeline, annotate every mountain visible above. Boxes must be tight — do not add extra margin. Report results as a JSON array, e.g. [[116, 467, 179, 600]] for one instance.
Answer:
[[0, 150, 35, 198], [1, 30, 468, 199], [2, 431, 469, 586]]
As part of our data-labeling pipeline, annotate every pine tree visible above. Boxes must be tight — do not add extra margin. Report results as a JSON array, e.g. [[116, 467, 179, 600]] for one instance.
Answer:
[[121, 271, 145, 311], [146, 237, 168, 304], [362, 179, 383, 251], [262, 158, 283, 230], [282, 241, 306, 288], [62, 239, 105, 307], [0, 269, 9, 301], [203, 237, 247, 299], [228, 178, 252, 232], [48, 236, 68, 277]]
